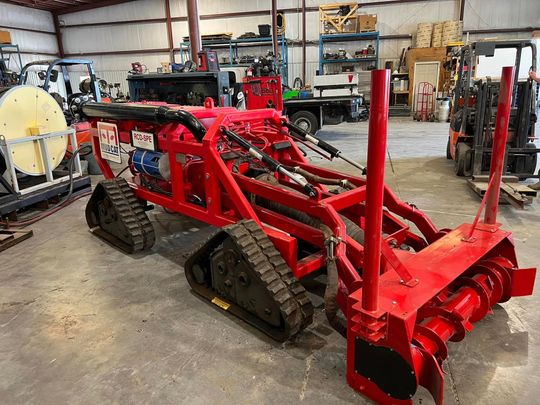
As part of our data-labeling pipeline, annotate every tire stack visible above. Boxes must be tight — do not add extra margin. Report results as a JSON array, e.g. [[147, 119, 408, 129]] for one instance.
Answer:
[[442, 20, 463, 46], [415, 23, 433, 48], [432, 23, 443, 47]]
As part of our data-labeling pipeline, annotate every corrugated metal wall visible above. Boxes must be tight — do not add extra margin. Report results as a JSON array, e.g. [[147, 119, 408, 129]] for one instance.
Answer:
[[0, 3, 59, 67], [3, 0, 539, 96]]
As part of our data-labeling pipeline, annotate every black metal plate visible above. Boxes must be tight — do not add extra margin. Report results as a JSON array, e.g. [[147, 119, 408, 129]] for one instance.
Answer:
[[354, 338, 417, 400]]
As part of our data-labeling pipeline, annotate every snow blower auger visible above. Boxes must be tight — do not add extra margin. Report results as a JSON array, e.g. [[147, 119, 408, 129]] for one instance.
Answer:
[[80, 69, 535, 404]]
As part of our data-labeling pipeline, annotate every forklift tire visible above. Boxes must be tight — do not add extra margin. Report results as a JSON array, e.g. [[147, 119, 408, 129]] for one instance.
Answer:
[[446, 137, 452, 159], [454, 142, 471, 176], [290, 111, 319, 133]]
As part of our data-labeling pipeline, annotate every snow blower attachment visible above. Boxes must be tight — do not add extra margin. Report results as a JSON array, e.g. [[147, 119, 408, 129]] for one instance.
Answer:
[[82, 69, 535, 404]]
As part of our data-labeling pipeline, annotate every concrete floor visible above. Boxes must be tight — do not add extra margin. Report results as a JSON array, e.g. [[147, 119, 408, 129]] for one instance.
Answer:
[[1, 118, 539, 405]]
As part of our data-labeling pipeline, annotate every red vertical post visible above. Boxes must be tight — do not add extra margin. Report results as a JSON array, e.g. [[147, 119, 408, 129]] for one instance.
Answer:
[[484, 66, 515, 224], [362, 69, 391, 313]]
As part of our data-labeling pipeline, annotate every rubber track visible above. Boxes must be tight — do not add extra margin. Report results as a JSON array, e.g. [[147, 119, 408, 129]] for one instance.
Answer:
[[88, 178, 154, 253], [241, 221, 314, 329], [185, 220, 311, 340], [115, 178, 155, 250], [223, 220, 303, 337]]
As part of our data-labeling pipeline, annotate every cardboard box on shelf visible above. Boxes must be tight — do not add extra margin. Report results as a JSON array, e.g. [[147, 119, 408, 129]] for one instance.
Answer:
[[0, 30, 12, 44], [357, 14, 377, 32]]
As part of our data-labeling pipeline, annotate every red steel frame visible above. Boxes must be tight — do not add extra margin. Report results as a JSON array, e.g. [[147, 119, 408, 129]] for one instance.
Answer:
[[484, 66, 514, 224], [88, 69, 535, 404]]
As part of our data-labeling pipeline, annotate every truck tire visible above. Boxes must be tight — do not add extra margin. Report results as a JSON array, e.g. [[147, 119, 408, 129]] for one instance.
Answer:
[[323, 105, 345, 125], [290, 111, 319, 133], [323, 114, 344, 126], [454, 142, 471, 176]]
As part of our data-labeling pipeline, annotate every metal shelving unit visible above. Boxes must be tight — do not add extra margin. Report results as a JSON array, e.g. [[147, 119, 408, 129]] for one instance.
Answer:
[[319, 32, 379, 74], [0, 44, 23, 72], [179, 36, 289, 85]]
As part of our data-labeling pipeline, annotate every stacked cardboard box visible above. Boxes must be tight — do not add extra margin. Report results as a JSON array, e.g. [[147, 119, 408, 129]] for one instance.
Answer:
[[357, 14, 377, 32], [432, 23, 443, 47], [415, 23, 433, 48], [442, 20, 463, 45]]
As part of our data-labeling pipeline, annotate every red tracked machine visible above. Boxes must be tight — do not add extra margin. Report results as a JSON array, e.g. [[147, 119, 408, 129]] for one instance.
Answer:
[[80, 69, 535, 404]]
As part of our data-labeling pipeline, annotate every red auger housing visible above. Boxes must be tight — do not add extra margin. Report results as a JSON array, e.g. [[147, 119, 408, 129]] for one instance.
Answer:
[[82, 69, 535, 404]]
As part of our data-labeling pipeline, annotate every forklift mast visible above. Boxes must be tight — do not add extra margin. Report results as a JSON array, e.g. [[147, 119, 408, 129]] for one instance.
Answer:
[[449, 40, 538, 180]]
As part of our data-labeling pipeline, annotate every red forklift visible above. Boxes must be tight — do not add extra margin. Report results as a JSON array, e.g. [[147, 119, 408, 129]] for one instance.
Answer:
[[448, 40, 538, 181]]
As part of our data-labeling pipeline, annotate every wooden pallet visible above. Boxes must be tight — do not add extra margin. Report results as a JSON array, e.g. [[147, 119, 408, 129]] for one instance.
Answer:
[[468, 178, 537, 209], [319, 2, 358, 34], [0, 228, 33, 252]]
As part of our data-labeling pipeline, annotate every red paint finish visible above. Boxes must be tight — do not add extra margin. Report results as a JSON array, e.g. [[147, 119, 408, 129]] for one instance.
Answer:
[[86, 71, 535, 404], [362, 69, 391, 313], [484, 66, 515, 224], [243, 75, 284, 111]]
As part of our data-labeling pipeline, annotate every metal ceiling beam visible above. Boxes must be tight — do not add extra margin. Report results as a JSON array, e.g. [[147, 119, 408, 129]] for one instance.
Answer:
[[465, 27, 539, 34], [64, 48, 171, 57], [60, 18, 167, 28], [0, 0, 134, 13], [1, 0, 76, 11], [56, 0, 135, 14], [53, 0, 133, 14], [54, 0, 438, 27], [62, 34, 412, 59], [0, 24, 55, 35], [19, 50, 60, 56]]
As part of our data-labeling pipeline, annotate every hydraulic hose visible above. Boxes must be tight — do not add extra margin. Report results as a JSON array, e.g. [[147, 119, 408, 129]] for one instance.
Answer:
[[285, 166, 356, 190], [81, 102, 207, 142], [254, 174, 358, 338], [325, 257, 347, 338], [222, 127, 318, 197], [282, 119, 366, 174]]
